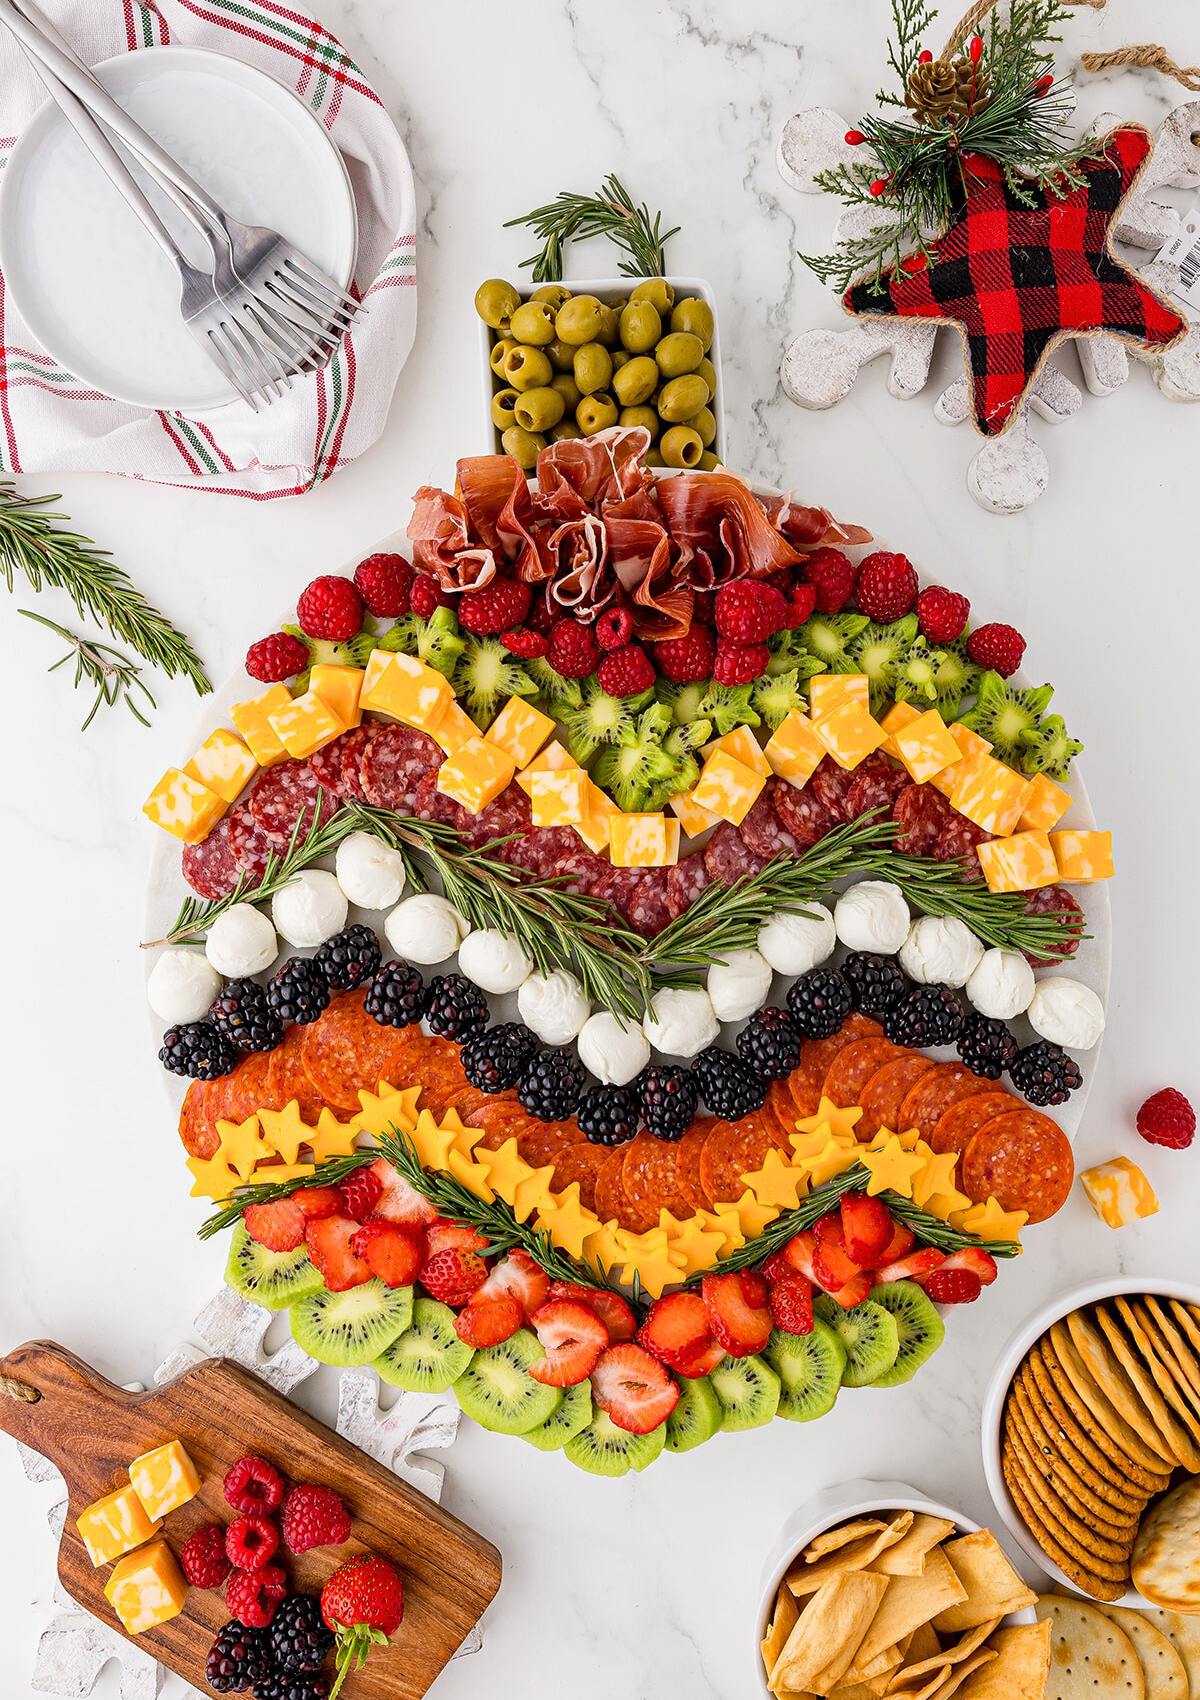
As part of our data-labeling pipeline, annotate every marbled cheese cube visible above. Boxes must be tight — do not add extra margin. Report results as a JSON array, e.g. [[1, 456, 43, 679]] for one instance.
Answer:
[[231, 684, 292, 767], [808, 674, 869, 720], [1051, 829, 1113, 883], [669, 787, 720, 838], [692, 751, 765, 825], [309, 664, 364, 731], [486, 697, 554, 768], [812, 699, 887, 771], [889, 709, 962, 784], [574, 779, 620, 852], [361, 651, 453, 729], [360, 648, 395, 701], [515, 739, 573, 796], [949, 753, 1031, 836], [77, 1485, 161, 1567], [529, 766, 587, 828], [104, 1540, 188, 1634], [128, 1440, 200, 1522], [976, 830, 1059, 893], [436, 736, 516, 814], [764, 710, 825, 789], [142, 769, 226, 845], [927, 722, 992, 798], [880, 700, 922, 742], [267, 688, 346, 759], [610, 813, 680, 867], [184, 728, 259, 805], [1018, 772, 1072, 832], [1081, 1157, 1158, 1228], [429, 699, 478, 755], [702, 724, 770, 778]]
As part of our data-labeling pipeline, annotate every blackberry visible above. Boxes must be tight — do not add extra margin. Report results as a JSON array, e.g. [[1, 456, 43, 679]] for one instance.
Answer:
[[425, 973, 489, 1042], [736, 1007, 803, 1081], [313, 923, 381, 992], [691, 1047, 767, 1120], [1009, 1039, 1082, 1107], [205, 1621, 272, 1693], [159, 1020, 238, 1080], [786, 968, 853, 1040], [265, 958, 331, 1027], [884, 984, 965, 1048], [461, 1022, 537, 1092], [253, 1674, 330, 1700], [637, 1064, 699, 1141], [266, 1594, 334, 1675], [842, 951, 910, 1018], [956, 1014, 1019, 1080], [577, 1085, 640, 1145], [365, 959, 428, 1028], [209, 978, 284, 1053], [518, 1048, 586, 1120]]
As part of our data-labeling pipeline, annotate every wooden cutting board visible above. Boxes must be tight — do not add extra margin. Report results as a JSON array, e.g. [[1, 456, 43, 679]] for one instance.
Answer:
[[0, 1341, 501, 1698]]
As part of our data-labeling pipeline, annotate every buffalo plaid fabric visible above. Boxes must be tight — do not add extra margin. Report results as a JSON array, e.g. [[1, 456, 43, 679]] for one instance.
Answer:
[[844, 125, 1186, 436]]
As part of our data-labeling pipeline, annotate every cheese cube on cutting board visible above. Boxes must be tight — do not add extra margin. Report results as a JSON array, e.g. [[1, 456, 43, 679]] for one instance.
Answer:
[[429, 699, 478, 755], [267, 688, 345, 759], [184, 728, 259, 805], [516, 739, 573, 796], [529, 767, 587, 828], [230, 684, 292, 767], [1081, 1158, 1158, 1228], [976, 830, 1059, 893], [361, 651, 453, 729], [812, 699, 887, 771], [692, 751, 765, 825], [574, 779, 620, 852], [104, 1540, 188, 1634], [927, 723, 992, 798], [669, 787, 720, 838], [889, 709, 961, 784], [128, 1440, 201, 1522], [949, 753, 1030, 835], [142, 769, 227, 845], [487, 697, 554, 768], [77, 1485, 161, 1567], [702, 724, 771, 777], [437, 736, 516, 814], [610, 814, 680, 867], [1051, 829, 1114, 883], [764, 710, 825, 789], [808, 674, 869, 719], [309, 664, 364, 731], [1018, 772, 1072, 832]]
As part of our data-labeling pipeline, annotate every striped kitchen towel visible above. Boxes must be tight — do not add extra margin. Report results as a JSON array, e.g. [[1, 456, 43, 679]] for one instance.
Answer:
[[0, 0, 417, 496]]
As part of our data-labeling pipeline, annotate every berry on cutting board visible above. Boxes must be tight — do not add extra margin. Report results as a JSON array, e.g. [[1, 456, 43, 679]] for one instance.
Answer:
[[226, 1564, 288, 1630], [282, 1483, 352, 1555], [1136, 1088, 1196, 1150], [965, 620, 1025, 676], [180, 1523, 232, 1589], [353, 552, 413, 618], [226, 1513, 280, 1573], [854, 551, 919, 622], [224, 1454, 285, 1516], [295, 575, 364, 642], [245, 631, 311, 683], [321, 1554, 404, 1698]]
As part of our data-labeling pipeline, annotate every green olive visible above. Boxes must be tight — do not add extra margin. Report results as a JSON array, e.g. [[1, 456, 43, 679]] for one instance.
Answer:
[[670, 296, 715, 351], [595, 303, 620, 346], [509, 300, 557, 346], [489, 336, 517, 378], [475, 277, 521, 331], [654, 330, 704, 378], [550, 371, 582, 411], [514, 386, 566, 433], [619, 404, 660, 439], [643, 445, 666, 468], [576, 391, 619, 435], [502, 344, 553, 391], [573, 342, 614, 395], [692, 405, 717, 447], [501, 424, 546, 470], [546, 337, 576, 373], [660, 424, 704, 468], [697, 356, 718, 402], [555, 294, 606, 345], [550, 421, 581, 441], [657, 373, 710, 422], [612, 354, 659, 407], [491, 387, 520, 430], [629, 277, 676, 314], [531, 283, 572, 310], [611, 349, 631, 370], [618, 299, 662, 354], [697, 449, 721, 471]]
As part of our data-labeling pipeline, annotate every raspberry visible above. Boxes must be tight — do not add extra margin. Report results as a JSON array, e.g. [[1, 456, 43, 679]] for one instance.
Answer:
[[916, 585, 970, 643], [768, 1272, 814, 1336], [282, 1484, 352, 1554], [225, 1515, 280, 1573], [855, 551, 919, 622], [802, 547, 856, 613], [966, 621, 1026, 677], [419, 1247, 488, 1305], [295, 575, 363, 642], [596, 606, 634, 650], [712, 638, 769, 687], [224, 1455, 285, 1515], [714, 581, 789, 643], [458, 576, 531, 635], [547, 617, 599, 679], [226, 1565, 287, 1629], [1136, 1088, 1196, 1150], [337, 1166, 383, 1222], [353, 552, 413, 618], [921, 1268, 983, 1305], [409, 575, 451, 618], [597, 645, 655, 697], [653, 626, 715, 684], [501, 628, 549, 659], [527, 591, 556, 633], [245, 632, 309, 683], [180, 1523, 232, 1588], [787, 583, 817, 626]]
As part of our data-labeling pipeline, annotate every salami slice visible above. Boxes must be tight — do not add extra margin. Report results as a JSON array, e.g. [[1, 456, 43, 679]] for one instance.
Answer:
[[597, 868, 674, 938], [593, 1147, 630, 1225], [308, 731, 354, 794], [621, 1133, 684, 1232], [699, 1112, 773, 1205], [665, 852, 711, 917], [961, 1109, 1074, 1223], [472, 783, 532, 850], [676, 1116, 718, 1211], [226, 799, 277, 886], [502, 826, 580, 880], [182, 816, 240, 899], [1023, 885, 1085, 968], [788, 1015, 887, 1118], [773, 781, 835, 850], [340, 723, 373, 802], [892, 782, 953, 856], [811, 759, 856, 824], [411, 768, 478, 838], [823, 1038, 899, 1117], [555, 845, 613, 895], [704, 821, 767, 885], [858, 1054, 937, 1139], [179, 1080, 218, 1158], [898, 1062, 992, 1141], [739, 779, 798, 860], [549, 1141, 610, 1213], [929, 1089, 1018, 1156], [845, 752, 909, 821], [363, 724, 442, 812], [933, 810, 991, 878]]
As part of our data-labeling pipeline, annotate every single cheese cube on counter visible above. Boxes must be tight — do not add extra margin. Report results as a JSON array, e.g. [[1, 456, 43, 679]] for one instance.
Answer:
[[361, 650, 453, 729], [436, 736, 516, 814], [309, 664, 364, 731], [515, 739, 573, 795], [1051, 829, 1113, 883], [610, 813, 680, 867], [142, 769, 227, 845], [1018, 772, 1072, 832], [927, 723, 992, 798], [702, 724, 770, 778], [128, 1440, 201, 1522], [1081, 1157, 1158, 1228], [764, 711, 825, 789], [669, 787, 720, 838], [267, 688, 346, 759], [104, 1539, 188, 1634], [77, 1485, 161, 1567], [486, 697, 554, 768], [808, 673, 869, 719], [948, 753, 1031, 836], [692, 751, 765, 825], [812, 699, 887, 771], [976, 830, 1060, 893], [574, 779, 620, 852], [428, 699, 478, 755], [184, 728, 259, 805], [889, 708, 962, 784], [528, 767, 587, 828]]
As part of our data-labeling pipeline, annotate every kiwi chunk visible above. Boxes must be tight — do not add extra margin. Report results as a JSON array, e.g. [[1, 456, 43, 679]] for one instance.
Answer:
[[225, 1225, 324, 1310], [766, 1319, 847, 1421], [452, 636, 537, 728], [563, 678, 641, 764], [799, 612, 869, 669], [814, 1295, 900, 1387], [752, 668, 808, 731], [373, 1297, 472, 1393], [591, 705, 680, 811], [564, 1409, 665, 1476], [894, 637, 979, 719], [959, 670, 1054, 763], [525, 654, 584, 716], [522, 1381, 593, 1451], [290, 1280, 414, 1368], [381, 607, 465, 680], [665, 1374, 723, 1452], [849, 617, 918, 714], [710, 1353, 781, 1432], [454, 1328, 561, 1435], [1021, 713, 1083, 780], [765, 630, 824, 682], [867, 1281, 945, 1388]]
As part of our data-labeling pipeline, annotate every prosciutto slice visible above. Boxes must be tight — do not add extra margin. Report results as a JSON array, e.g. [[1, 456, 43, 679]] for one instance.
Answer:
[[655, 469, 805, 584], [407, 485, 496, 590]]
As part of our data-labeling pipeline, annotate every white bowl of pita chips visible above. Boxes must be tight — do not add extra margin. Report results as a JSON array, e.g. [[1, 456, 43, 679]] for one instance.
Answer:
[[754, 1478, 1045, 1700]]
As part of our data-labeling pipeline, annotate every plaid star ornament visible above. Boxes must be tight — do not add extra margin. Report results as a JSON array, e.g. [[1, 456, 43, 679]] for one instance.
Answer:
[[844, 125, 1187, 436]]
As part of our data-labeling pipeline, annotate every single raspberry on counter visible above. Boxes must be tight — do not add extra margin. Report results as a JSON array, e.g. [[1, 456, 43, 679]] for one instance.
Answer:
[[597, 645, 655, 697], [921, 1268, 983, 1305], [296, 575, 363, 642], [595, 606, 634, 651], [419, 1247, 489, 1306], [801, 547, 856, 613], [245, 631, 310, 683], [966, 621, 1025, 676], [225, 1514, 280, 1573], [1136, 1088, 1196, 1150], [224, 1455, 285, 1516], [180, 1523, 232, 1589], [712, 638, 769, 687], [409, 575, 451, 618], [915, 584, 970, 643], [547, 617, 599, 679], [282, 1484, 353, 1555], [653, 626, 715, 684], [787, 583, 817, 626], [458, 576, 531, 635], [353, 552, 413, 618], [501, 627, 549, 659], [714, 580, 789, 643], [855, 551, 919, 622], [226, 1565, 287, 1630]]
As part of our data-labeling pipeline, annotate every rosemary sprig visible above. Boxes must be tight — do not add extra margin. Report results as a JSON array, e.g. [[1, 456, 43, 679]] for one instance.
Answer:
[[21, 609, 156, 730], [504, 174, 681, 282], [198, 1151, 377, 1241]]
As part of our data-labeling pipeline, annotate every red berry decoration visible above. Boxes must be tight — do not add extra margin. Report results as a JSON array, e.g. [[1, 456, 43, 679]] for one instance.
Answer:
[[226, 1564, 287, 1630], [869, 178, 889, 197], [855, 551, 919, 623], [296, 575, 364, 642], [1136, 1088, 1196, 1150], [458, 576, 531, 635], [714, 580, 789, 643], [966, 621, 1026, 677], [283, 1483, 353, 1554], [845, 128, 866, 144], [224, 1454, 285, 1516], [419, 1247, 489, 1305], [409, 575, 450, 618], [353, 552, 413, 618], [180, 1523, 232, 1589], [546, 617, 599, 680], [597, 645, 655, 697], [245, 631, 310, 684], [653, 626, 715, 684], [712, 638, 769, 687], [802, 547, 856, 613], [916, 585, 970, 643], [922, 1268, 983, 1305], [501, 627, 549, 659], [225, 1514, 280, 1573], [322, 1555, 404, 1697], [595, 606, 634, 651]]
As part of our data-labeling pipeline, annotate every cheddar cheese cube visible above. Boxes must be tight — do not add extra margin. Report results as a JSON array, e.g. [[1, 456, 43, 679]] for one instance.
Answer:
[[574, 779, 620, 852], [515, 739, 573, 796], [889, 709, 962, 784], [184, 728, 259, 805], [77, 1484, 161, 1568], [812, 699, 887, 771], [808, 674, 869, 719], [436, 736, 516, 814], [702, 725, 770, 778], [692, 751, 765, 825], [486, 697, 554, 769], [1081, 1157, 1158, 1229], [764, 711, 825, 789], [128, 1440, 201, 1523], [309, 664, 364, 731], [429, 699, 478, 755], [880, 700, 922, 739], [104, 1539, 188, 1635], [361, 651, 453, 729], [267, 688, 345, 759], [949, 753, 1031, 836], [142, 769, 227, 846], [231, 684, 293, 767], [528, 766, 587, 828], [927, 723, 992, 799], [1051, 829, 1113, 884], [360, 647, 395, 702], [1018, 773, 1072, 833], [610, 813, 680, 868], [976, 831, 1059, 894], [669, 787, 720, 838]]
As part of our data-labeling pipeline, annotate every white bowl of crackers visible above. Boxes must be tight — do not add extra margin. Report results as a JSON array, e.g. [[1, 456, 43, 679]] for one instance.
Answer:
[[754, 1477, 1046, 1700], [982, 1276, 1200, 1611]]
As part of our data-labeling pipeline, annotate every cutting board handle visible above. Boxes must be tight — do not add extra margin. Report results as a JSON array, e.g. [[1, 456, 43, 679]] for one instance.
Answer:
[[0, 1340, 156, 1487]]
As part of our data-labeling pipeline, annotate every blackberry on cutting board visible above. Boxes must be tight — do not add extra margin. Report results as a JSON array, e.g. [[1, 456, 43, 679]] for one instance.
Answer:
[[884, 984, 965, 1048], [313, 924, 382, 992], [1009, 1039, 1082, 1107], [956, 1014, 1019, 1080], [209, 979, 284, 1054], [736, 1008, 804, 1081], [159, 1020, 239, 1081], [841, 951, 910, 1018], [518, 1048, 586, 1120], [253, 1673, 330, 1700], [266, 1594, 334, 1675], [637, 1064, 699, 1141], [461, 1022, 537, 1092], [425, 973, 489, 1042], [577, 1084, 641, 1145], [365, 959, 428, 1028], [691, 1047, 767, 1119], [205, 1621, 272, 1693], [265, 958, 331, 1027], [786, 968, 853, 1040]]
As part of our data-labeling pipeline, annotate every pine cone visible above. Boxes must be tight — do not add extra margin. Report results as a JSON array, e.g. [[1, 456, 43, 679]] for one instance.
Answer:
[[905, 55, 989, 127]]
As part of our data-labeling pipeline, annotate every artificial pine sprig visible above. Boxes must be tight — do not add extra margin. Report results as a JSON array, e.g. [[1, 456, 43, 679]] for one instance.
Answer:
[[505, 174, 681, 282], [20, 609, 157, 730]]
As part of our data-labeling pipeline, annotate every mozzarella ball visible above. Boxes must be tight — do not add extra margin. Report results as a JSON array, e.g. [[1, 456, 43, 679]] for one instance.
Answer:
[[757, 902, 836, 975], [1027, 978, 1105, 1050], [707, 948, 774, 1022], [384, 894, 470, 965], [834, 881, 911, 955], [147, 948, 222, 1025], [899, 915, 985, 989], [966, 948, 1035, 1020], [642, 987, 720, 1059], [205, 903, 278, 978], [577, 1011, 651, 1086], [335, 830, 407, 910], [517, 969, 590, 1045], [457, 929, 534, 995], [271, 870, 348, 949]]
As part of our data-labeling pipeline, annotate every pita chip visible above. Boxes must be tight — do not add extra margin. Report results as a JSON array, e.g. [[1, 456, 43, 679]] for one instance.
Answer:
[[922, 1650, 996, 1700], [762, 1585, 801, 1678], [804, 1519, 890, 1562], [774, 1572, 890, 1694], [788, 1517, 915, 1597], [932, 1532, 1036, 1633], [872, 1516, 958, 1578], [852, 1549, 967, 1672]]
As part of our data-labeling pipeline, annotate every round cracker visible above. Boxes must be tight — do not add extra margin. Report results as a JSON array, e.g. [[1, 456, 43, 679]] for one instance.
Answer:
[[1067, 1308, 1200, 1472], [1028, 1342, 1167, 1495], [1134, 1299, 1200, 1427], [1093, 1604, 1189, 1700], [1003, 1458, 1127, 1601], [1012, 1374, 1147, 1516], [1097, 1302, 1200, 1471], [1035, 1337, 1173, 1490], [1048, 1321, 1176, 1471], [1004, 1411, 1140, 1562], [1143, 1608, 1200, 1700], [1036, 1597, 1146, 1696]]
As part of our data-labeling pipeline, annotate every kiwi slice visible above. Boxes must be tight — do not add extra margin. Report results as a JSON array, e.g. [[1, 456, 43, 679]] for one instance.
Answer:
[[564, 1409, 666, 1477], [959, 670, 1054, 763], [522, 1381, 594, 1451], [799, 612, 869, 668], [563, 678, 641, 764], [867, 1281, 945, 1388], [665, 1374, 723, 1453], [225, 1225, 323, 1310], [766, 1319, 847, 1421], [452, 636, 537, 728], [525, 654, 584, 716], [894, 637, 979, 718], [373, 1297, 473, 1393], [382, 607, 466, 680], [454, 1328, 561, 1436], [710, 1354, 781, 1432], [752, 668, 808, 730], [702, 682, 760, 735], [814, 1295, 900, 1388], [765, 630, 823, 680], [658, 680, 707, 727], [591, 706, 680, 811], [290, 1280, 414, 1368], [849, 617, 918, 714], [1021, 713, 1083, 781]]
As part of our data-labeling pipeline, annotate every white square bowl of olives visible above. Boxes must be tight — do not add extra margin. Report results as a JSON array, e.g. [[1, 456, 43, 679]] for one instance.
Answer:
[[475, 275, 725, 475]]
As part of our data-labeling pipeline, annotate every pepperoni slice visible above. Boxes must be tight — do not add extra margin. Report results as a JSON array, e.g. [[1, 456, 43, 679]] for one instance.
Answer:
[[518, 1117, 576, 1169], [845, 752, 909, 822], [179, 1080, 218, 1158], [929, 1089, 1019, 1156], [226, 799, 277, 886], [765, 1080, 802, 1151], [788, 1015, 887, 1118], [223, 1049, 277, 1125], [773, 781, 835, 850], [822, 1037, 898, 1116], [892, 783, 953, 856], [182, 817, 241, 899], [961, 1110, 1074, 1223], [407, 1033, 465, 1116], [299, 990, 416, 1113], [363, 725, 442, 812], [676, 1116, 718, 1211], [811, 759, 856, 824], [468, 1096, 529, 1152], [441, 1083, 497, 1126], [898, 1063, 992, 1141], [265, 1028, 326, 1123], [1023, 885, 1085, 968], [665, 852, 712, 917], [621, 1134, 685, 1232], [699, 1113, 773, 1206], [858, 1054, 937, 1139], [704, 821, 767, 885], [739, 780, 798, 860], [593, 1147, 630, 1225], [249, 760, 340, 844], [550, 1141, 610, 1213]]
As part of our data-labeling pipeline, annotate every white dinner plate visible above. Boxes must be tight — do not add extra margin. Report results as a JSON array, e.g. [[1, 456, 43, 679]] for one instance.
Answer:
[[0, 45, 357, 412]]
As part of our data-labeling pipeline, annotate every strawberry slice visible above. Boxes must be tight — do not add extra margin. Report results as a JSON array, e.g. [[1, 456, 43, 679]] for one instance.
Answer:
[[762, 1231, 817, 1287], [455, 1296, 522, 1348], [350, 1220, 423, 1288], [840, 1194, 893, 1266], [294, 1186, 344, 1221], [590, 1343, 680, 1434], [769, 1271, 814, 1336], [941, 1246, 997, 1285], [243, 1198, 305, 1252], [875, 1220, 915, 1267], [701, 1272, 772, 1357], [674, 1338, 728, 1378], [476, 1248, 549, 1320], [876, 1247, 946, 1283], [812, 1211, 844, 1246], [370, 1160, 440, 1225], [637, 1292, 712, 1371], [826, 1272, 873, 1309], [304, 1218, 372, 1292], [425, 1219, 489, 1258], [547, 1281, 636, 1343], [337, 1167, 383, 1223], [529, 1299, 609, 1386], [811, 1237, 866, 1295]]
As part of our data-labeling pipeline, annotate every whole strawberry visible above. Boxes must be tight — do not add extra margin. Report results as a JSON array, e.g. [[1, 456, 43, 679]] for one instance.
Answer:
[[246, 631, 310, 684], [855, 551, 918, 623], [1136, 1088, 1196, 1150], [966, 621, 1025, 677], [296, 575, 363, 642], [322, 1555, 404, 1698], [354, 552, 413, 618], [802, 547, 856, 613]]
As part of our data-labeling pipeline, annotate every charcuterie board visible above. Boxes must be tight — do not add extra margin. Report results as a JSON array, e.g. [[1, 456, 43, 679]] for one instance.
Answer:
[[0, 1341, 501, 1699]]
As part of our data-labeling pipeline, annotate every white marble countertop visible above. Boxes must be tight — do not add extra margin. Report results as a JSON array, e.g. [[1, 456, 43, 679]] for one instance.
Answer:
[[2, 2, 1197, 1695]]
